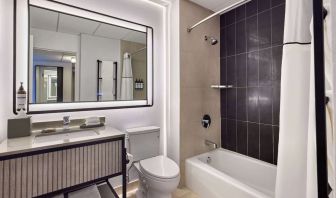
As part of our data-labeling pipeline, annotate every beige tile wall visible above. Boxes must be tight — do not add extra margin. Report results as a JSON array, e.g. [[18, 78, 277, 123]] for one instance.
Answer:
[[179, 0, 220, 186]]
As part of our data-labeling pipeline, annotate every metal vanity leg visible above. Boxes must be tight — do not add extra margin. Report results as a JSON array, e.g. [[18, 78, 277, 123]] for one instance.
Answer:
[[122, 146, 127, 197]]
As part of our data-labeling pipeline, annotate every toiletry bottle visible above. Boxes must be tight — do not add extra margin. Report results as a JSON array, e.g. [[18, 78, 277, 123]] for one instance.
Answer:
[[17, 82, 27, 117]]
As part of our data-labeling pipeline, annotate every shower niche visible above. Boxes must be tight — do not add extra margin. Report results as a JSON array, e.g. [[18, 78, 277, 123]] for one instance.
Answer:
[[14, 0, 153, 113]]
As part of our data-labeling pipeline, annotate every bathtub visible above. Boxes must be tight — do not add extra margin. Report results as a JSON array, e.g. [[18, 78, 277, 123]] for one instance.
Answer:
[[185, 148, 277, 198]]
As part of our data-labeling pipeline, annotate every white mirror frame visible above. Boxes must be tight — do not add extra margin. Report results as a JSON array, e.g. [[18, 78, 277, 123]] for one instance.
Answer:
[[14, 0, 154, 114]]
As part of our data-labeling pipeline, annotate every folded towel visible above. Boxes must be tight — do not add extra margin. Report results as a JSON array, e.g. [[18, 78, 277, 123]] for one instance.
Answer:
[[85, 117, 101, 125]]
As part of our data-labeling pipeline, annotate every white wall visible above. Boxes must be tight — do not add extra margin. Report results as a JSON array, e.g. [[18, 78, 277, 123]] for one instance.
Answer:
[[80, 34, 120, 101], [0, 0, 165, 153], [166, 0, 180, 164], [0, 0, 13, 141]]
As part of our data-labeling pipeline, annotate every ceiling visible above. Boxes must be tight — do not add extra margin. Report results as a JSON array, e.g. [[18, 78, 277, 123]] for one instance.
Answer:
[[33, 49, 76, 63], [189, 0, 248, 13], [30, 7, 146, 44]]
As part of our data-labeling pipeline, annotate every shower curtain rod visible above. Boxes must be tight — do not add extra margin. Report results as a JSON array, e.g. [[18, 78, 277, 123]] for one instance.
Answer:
[[130, 47, 147, 55], [187, 0, 251, 32]]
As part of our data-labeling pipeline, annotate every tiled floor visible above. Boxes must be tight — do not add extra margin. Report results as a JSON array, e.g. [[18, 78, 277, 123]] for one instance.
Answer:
[[173, 187, 199, 198], [122, 187, 199, 198], [113, 181, 199, 198], [59, 180, 199, 198]]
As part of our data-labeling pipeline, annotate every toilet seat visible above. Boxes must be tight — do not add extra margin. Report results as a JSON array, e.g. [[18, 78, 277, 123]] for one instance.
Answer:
[[139, 155, 179, 180]]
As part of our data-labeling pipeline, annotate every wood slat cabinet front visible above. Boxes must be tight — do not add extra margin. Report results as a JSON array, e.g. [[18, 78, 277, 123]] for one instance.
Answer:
[[0, 138, 123, 198]]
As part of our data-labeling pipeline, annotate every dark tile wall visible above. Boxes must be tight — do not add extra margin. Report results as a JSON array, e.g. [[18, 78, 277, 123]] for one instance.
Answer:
[[220, 0, 285, 165]]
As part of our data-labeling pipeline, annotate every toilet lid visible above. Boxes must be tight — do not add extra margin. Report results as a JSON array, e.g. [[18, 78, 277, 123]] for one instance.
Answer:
[[140, 155, 179, 179]]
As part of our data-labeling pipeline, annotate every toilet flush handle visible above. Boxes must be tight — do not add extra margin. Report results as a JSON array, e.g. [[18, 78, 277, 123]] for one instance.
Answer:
[[126, 155, 130, 164]]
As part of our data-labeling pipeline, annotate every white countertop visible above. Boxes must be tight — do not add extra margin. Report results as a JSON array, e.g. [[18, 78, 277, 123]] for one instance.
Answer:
[[0, 126, 125, 158]]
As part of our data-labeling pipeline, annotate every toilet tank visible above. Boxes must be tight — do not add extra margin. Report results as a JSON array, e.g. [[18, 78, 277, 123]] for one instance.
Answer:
[[126, 126, 160, 162]]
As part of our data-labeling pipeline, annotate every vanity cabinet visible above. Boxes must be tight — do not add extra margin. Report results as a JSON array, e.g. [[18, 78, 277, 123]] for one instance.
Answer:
[[0, 137, 126, 198]]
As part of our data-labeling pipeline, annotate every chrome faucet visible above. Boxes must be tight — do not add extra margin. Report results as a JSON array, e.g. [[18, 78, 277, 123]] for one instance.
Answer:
[[63, 116, 70, 130], [205, 140, 218, 150]]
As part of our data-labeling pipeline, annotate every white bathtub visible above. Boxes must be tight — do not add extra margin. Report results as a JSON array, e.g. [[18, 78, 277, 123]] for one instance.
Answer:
[[185, 149, 277, 198]]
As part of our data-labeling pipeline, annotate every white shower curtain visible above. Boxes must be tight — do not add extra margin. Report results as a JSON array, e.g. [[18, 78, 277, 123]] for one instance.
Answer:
[[276, 0, 335, 197], [121, 52, 133, 100], [275, 0, 312, 197]]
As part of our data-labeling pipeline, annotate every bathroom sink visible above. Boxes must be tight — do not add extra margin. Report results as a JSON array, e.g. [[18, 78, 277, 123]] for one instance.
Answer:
[[34, 130, 98, 144]]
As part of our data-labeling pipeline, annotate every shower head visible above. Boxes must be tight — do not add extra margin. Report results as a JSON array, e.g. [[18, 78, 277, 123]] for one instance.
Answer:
[[205, 36, 218, 45]]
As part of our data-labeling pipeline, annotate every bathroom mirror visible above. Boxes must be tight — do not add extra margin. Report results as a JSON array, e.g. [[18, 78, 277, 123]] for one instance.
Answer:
[[14, 0, 153, 113]]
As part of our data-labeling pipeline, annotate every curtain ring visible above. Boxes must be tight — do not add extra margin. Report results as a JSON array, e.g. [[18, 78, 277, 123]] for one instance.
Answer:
[[325, 96, 330, 105], [323, 7, 328, 19]]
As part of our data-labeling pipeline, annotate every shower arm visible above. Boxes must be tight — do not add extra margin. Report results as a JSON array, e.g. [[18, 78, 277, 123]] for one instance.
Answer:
[[187, 0, 251, 33]]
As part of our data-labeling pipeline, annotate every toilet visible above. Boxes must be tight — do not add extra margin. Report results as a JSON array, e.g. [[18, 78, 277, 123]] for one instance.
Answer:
[[126, 126, 180, 198]]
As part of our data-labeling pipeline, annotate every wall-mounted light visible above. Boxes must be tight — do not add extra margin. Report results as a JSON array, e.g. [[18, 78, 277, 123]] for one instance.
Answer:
[[71, 57, 76, 63]]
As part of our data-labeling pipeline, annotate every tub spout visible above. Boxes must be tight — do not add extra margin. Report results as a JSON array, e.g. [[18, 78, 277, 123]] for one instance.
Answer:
[[205, 140, 218, 150]]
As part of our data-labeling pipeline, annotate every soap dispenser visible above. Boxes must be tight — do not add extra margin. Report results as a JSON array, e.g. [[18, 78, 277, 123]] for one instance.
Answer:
[[17, 82, 27, 116]]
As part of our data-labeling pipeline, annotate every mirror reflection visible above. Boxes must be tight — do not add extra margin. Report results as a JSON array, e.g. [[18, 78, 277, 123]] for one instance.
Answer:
[[29, 6, 147, 104]]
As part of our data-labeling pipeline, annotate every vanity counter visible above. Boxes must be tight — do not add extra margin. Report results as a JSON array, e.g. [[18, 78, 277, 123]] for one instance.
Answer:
[[0, 126, 125, 158]]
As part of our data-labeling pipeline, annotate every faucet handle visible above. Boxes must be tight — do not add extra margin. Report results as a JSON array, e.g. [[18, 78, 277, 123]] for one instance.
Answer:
[[63, 116, 70, 125], [202, 114, 211, 128]]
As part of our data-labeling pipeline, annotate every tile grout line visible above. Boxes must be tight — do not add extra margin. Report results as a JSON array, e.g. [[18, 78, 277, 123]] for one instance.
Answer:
[[244, 3, 249, 155], [223, 117, 279, 126], [270, 1, 275, 164], [256, 0, 261, 160], [220, 2, 286, 29], [234, 11, 238, 153], [226, 23, 228, 149], [220, 44, 284, 59]]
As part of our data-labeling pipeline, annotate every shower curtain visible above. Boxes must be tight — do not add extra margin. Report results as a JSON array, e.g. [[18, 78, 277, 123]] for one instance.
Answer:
[[121, 52, 133, 100], [276, 0, 335, 197]]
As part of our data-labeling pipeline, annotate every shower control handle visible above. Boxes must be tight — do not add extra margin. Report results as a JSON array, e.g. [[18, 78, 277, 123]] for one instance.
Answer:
[[202, 114, 211, 128]]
